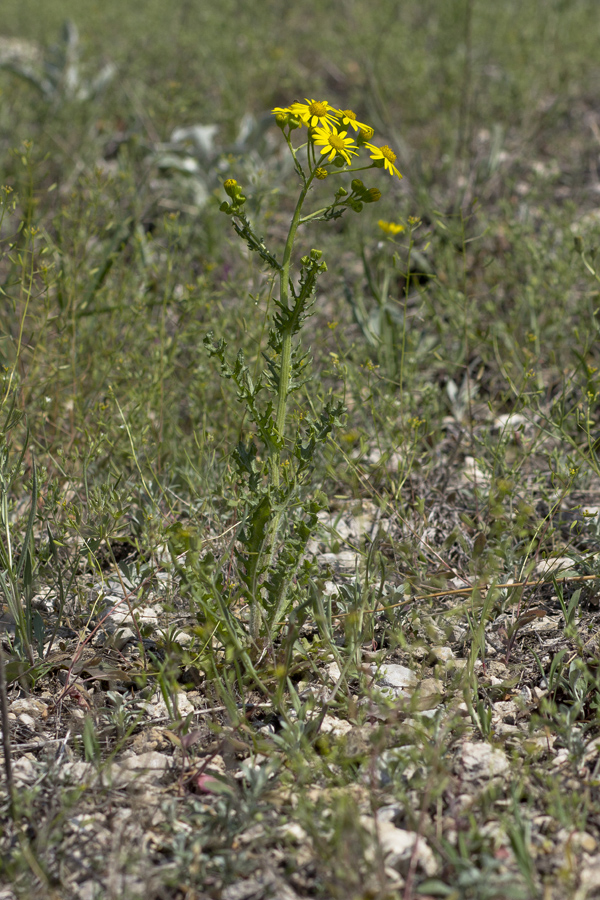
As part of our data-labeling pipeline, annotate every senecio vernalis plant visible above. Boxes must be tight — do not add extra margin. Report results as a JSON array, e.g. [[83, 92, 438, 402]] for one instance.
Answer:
[[203, 99, 401, 654]]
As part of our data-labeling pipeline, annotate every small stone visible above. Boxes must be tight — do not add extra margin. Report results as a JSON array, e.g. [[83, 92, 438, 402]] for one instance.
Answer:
[[557, 829, 597, 853], [17, 713, 36, 729], [173, 629, 194, 647], [494, 413, 529, 431], [118, 750, 169, 772], [10, 698, 47, 716], [108, 605, 159, 627], [376, 664, 417, 691], [429, 646, 455, 664], [319, 715, 353, 737], [484, 660, 509, 680], [12, 757, 37, 785], [553, 749, 569, 768], [450, 658, 467, 670], [318, 551, 359, 573], [341, 726, 377, 760], [461, 456, 490, 486], [492, 700, 519, 725], [460, 741, 510, 779], [277, 822, 307, 843], [111, 626, 136, 650], [362, 817, 437, 876], [525, 732, 556, 754], [415, 678, 444, 710], [327, 662, 341, 683], [580, 855, 600, 892], [534, 557, 576, 577], [140, 688, 194, 720]]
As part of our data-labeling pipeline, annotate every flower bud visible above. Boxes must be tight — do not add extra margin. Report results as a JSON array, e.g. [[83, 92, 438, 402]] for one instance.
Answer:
[[335, 187, 348, 197], [349, 199, 363, 213], [351, 179, 364, 193], [333, 156, 345, 168], [358, 126, 374, 142], [314, 167, 328, 180], [364, 188, 382, 203], [224, 179, 241, 198]]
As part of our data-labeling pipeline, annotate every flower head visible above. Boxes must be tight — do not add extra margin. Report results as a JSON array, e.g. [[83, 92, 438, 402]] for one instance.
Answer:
[[271, 106, 301, 129], [378, 220, 405, 235], [365, 143, 402, 178], [291, 99, 339, 130], [364, 187, 382, 203], [272, 105, 294, 117], [312, 126, 358, 166], [337, 109, 372, 133], [314, 167, 329, 180]]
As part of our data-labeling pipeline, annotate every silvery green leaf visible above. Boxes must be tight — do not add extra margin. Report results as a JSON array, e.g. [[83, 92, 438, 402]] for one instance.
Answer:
[[235, 113, 256, 148], [367, 308, 382, 339], [0, 36, 42, 67], [233, 111, 277, 153], [171, 124, 218, 158], [77, 62, 116, 100], [189, 178, 209, 208], [154, 154, 200, 174], [0, 61, 54, 97]]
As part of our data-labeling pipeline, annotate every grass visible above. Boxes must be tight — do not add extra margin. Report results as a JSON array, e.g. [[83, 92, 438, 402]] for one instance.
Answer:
[[2, 1, 600, 898]]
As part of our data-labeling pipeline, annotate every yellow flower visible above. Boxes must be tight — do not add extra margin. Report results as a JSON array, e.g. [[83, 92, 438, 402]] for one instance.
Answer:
[[271, 105, 302, 129], [314, 167, 329, 180], [337, 109, 372, 132], [365, 143, 402, 178], [291, 99, 339, 130], [312, 126, 358, 165], [378, 220, 405, 235]]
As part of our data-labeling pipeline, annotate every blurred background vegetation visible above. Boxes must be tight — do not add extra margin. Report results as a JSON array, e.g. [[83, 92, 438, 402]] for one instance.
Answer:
[[0, 0, 599, 545]]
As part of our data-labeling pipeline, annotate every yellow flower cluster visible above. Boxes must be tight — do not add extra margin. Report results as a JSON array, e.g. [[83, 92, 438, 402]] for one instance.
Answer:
[[378, 220, 405, 235], [271, 98, 402, 179]]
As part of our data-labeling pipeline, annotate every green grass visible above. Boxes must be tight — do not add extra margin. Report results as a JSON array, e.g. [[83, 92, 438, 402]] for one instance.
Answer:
[[3, 1, 600, 898]]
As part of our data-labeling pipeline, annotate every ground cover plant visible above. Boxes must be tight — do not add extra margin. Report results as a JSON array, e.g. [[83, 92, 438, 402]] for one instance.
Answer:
[[4, 1, 600, 898]]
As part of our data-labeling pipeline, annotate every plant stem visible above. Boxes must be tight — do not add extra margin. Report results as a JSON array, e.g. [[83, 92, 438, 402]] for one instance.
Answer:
[[273, 173, 315, 464], [0, 641, 15, 820], [265, 170, 315, 576]]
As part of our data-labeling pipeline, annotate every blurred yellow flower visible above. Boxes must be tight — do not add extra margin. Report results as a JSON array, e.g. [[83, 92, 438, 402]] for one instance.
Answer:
[[291, 99, 338, 130], [365, 143, 402, 178], [378, 220, 405, 235], [313, 126, 358, 165], [337, 109, 372, 132]]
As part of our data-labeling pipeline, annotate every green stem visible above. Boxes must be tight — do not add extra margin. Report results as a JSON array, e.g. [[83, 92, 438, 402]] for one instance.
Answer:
[[266, 169, 315, 578], [274, 172, 315, 451]]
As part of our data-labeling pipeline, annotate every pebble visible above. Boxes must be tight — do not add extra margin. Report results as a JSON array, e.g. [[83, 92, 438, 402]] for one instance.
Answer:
[[362, 816, 437, 876], [429, 646, 455, 664], [416, 678, 444, 710], [557, 829, 597, 853], [534, 557, 576, 576], [10, 698, 47, 716], [460, 741, 510, 779], [319, 715, 353, 737], [375, 664, 417, 691]]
